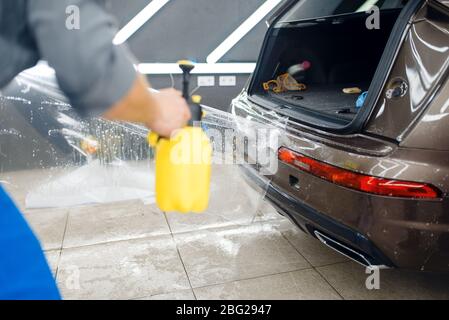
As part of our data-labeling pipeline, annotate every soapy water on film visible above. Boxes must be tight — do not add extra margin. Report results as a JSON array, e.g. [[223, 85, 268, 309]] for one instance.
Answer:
[[0, 74, 289, 225]]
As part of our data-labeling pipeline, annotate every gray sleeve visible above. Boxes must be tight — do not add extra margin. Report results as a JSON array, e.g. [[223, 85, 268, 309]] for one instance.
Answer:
[[27, 0, 137, 116]]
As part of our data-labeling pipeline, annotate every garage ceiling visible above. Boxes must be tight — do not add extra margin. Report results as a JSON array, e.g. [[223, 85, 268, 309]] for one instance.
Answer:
[[107, 0, 278, 63]]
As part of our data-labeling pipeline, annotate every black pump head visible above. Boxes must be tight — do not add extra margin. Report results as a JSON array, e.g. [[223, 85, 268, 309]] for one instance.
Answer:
[[178, 60, 195, 75], [178, 60, 195, 100]]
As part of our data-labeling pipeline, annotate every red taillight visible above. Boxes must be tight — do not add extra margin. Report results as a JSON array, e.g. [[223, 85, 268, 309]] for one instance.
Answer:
[[278, 147, 441, 199]]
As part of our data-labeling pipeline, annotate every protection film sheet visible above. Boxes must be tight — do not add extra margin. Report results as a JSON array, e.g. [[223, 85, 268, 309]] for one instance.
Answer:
[[0, 66, 289, 227]]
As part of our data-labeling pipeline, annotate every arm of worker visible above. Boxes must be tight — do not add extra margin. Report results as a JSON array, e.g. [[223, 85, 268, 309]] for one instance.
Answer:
[[103, 76, 191, 138], [27, 0, 190, 137]]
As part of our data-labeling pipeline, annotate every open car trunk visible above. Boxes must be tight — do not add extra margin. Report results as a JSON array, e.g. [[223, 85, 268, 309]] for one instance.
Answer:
[[250, 8, 403, 125]]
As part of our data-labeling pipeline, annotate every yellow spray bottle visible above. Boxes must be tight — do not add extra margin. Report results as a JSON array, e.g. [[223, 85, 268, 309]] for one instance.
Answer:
[[148, 60, 212, 213]]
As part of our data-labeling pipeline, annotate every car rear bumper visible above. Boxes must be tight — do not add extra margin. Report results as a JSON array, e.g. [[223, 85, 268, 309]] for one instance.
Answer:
[[241, 165, 394, 268], [241, 164, 449, 273]]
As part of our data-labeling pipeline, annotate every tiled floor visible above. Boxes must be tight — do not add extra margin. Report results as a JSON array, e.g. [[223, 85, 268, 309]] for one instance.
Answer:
[[21, 200, 449, 300], [3, 168, 449, 300]]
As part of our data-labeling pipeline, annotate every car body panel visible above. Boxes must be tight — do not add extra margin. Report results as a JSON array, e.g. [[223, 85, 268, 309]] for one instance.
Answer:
[[270, 163, 449, 271], [232, 0, 449, 272], [233, 93, 449, 192], [365, 2, 449, 141], [235, 92, 449, 271], [401, 77, 449, 150], [437, 0, 449, 9]]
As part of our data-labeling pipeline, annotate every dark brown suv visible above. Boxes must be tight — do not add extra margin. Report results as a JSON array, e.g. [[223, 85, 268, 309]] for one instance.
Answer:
[[232, 0, 449, 272]]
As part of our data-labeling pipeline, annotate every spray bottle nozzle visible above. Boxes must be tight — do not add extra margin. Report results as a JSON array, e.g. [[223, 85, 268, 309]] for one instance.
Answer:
[[178, 60, 195, 101], [177, 60, 202, 124]]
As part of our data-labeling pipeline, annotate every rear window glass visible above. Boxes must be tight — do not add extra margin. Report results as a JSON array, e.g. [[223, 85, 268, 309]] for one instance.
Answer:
[[279, 0, 407, 22]]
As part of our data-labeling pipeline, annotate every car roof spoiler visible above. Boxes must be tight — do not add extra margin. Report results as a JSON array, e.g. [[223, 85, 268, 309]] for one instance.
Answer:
[[266, 0, 297, 27]]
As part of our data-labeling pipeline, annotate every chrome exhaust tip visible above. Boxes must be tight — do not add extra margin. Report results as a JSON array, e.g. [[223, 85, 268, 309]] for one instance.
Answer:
[[314, 230, 389, 270]]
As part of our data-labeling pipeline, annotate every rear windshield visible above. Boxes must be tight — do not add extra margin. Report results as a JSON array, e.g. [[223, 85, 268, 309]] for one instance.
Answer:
[[279, 0, 407, 22]]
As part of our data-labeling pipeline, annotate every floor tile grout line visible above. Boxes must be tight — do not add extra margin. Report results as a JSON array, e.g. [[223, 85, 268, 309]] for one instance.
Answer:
[[164, 214, 319, 295], [279, 232, 312, 265], [317, 260, 354, 269], [280, 232, 345, 300], [314, 265, 347, 300], [58, 217, 284, 251], [129, 289, 196, 301], [165, 216, 286, 236], [54, 209, 70, 280], [281, 232, 345, 300], [191, 266, 314, 292], [60, 210, 70, 248], [163, 211, 198, 301], [43, 206, 347, 299], [276, 227, 352, 269], [55, 211, 312, 298], [61, 206, 179, 247], [60, 232, 171, 250]]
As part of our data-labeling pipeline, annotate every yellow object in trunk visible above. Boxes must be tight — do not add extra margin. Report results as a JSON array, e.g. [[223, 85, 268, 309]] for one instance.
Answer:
[[149, 127, 212, 213]]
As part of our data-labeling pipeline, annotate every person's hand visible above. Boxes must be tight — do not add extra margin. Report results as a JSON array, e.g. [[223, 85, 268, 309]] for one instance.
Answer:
[[146, 88, 191, 137], [103, 75, 191, 137]]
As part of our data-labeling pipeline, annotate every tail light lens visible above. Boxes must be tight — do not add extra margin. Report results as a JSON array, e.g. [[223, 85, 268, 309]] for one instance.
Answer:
[[278, 147, 441, 199]]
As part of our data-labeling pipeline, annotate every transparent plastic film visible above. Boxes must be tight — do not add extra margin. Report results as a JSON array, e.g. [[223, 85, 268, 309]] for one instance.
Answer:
[[158, 104, 288, 228], [197, 104, 289, 225], [0, 66, 154, 209], [0, 66, 288, 228]]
